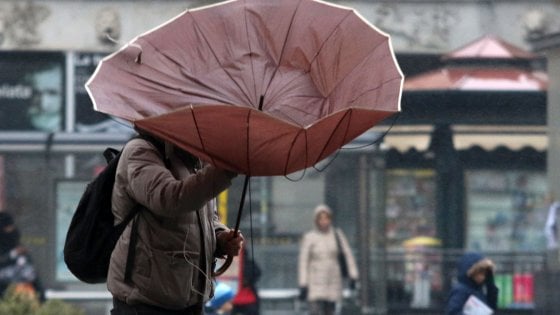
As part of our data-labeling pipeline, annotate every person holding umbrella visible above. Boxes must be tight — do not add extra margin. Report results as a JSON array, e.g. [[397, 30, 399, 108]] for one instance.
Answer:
[[298, 204, 358, 315], [108, 135, 244, 315]]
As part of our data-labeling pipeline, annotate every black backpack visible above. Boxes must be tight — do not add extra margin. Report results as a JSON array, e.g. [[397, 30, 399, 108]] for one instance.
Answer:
[[63, 135, 164, 284]]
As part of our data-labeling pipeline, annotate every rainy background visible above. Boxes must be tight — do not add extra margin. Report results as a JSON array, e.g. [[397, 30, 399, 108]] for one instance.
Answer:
[[0, 0, 559, 314]]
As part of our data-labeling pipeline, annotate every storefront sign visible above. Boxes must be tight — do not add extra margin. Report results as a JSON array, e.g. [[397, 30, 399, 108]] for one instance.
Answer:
[[0, 52, 65, 131], [74, 52, 110, 130]]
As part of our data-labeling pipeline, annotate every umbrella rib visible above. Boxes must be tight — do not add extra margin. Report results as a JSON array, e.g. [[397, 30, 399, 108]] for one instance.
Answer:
[[188, 10, 255, 108], [284, 128, 308, 176], [315, 109, 353, 165], [347, 76, 403, 105], [262, 0, 304, 101], [243, 0, 258, 105], [268, 102, 318, 126], [188, 106, 216, 166], [305, 10, 354, 73], [318, 28, 399, 112], [137, 40, 236, 105]]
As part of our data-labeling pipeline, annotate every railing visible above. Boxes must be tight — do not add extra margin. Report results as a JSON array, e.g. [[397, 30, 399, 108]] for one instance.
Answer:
[[45, 249, 547, 315], [383, 248, 546, 311], [45, 288, 302, 315]]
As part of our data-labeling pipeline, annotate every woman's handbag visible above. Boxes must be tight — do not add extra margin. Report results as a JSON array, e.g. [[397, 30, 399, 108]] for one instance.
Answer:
[[334, 229, 349, 278]]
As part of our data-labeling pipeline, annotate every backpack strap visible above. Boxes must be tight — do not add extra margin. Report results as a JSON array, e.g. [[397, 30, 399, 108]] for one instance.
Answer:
[[103, 148, 120, 164]]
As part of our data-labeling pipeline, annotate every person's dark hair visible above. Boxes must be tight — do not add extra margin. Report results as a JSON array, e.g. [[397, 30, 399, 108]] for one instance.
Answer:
[[0, 212, 14, 229]]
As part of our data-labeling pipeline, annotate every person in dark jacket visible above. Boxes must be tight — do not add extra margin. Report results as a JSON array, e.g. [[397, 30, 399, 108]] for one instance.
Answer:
[[445, 252, 498, 315], [0, 212, 44, 301]]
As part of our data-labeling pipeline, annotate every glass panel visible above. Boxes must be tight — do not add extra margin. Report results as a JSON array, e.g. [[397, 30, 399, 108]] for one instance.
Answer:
[[385, 169, 438, 308], [385, 169, 437, 248], [270, 170, 325, 236], [1, 153, 67, 287], [55, 180, 88, 282], [465, 170, 548, 252]]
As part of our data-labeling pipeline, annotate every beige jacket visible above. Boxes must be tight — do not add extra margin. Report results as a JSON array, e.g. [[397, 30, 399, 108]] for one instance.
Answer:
[[298, 226, 359, 302], [107, 138, 234, 309]]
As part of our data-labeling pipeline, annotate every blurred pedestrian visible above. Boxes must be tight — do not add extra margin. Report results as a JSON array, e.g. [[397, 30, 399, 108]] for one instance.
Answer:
[[0, 212, 44, 301], [232, 247, 261, 315], [544, 195, 560, 269], [445, 252, 498, 315], [205, 281, 235, 315], [298, 204, 358, 315], [544, 198, 559, 250]]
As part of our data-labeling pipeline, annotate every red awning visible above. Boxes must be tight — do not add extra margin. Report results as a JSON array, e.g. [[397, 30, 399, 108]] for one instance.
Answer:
[[443, 35, 537, 59], [404, 67, 547, 91], [404, 34, 548, 91]]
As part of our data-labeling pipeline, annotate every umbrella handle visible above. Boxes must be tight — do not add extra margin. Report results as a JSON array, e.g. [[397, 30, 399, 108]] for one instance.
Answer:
[[212, 175, 250, 277], [212, 255, 233, 277]]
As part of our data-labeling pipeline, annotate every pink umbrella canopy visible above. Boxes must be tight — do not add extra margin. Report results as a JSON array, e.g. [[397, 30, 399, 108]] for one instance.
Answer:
[[86, 0, 403, 176]]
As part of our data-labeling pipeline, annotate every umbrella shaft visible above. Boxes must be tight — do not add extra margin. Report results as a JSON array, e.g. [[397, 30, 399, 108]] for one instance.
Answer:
[[258, 95, 264, 111], [233, 175, 250, 233]]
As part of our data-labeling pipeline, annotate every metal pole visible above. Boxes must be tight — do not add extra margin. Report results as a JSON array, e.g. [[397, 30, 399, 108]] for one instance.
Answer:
[[65, 51, 76, 178], [370, 148, 387, 315], [547, 47, 560, 270], [358, 153, 371, 314], [358, 149, 388, 315], [259, 177, 269, 240]]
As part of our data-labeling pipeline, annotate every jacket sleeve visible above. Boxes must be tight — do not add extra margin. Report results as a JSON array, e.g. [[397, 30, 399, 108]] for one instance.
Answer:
[[124, 139, 235, 217], [213, 207, 229, 233], [298, 233, 311, 287], [445, 286, 470, 315], [485, 274, 499, 310]]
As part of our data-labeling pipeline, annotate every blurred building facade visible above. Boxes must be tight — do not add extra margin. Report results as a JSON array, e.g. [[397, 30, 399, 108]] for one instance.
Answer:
[[0, 0, 558, 314]]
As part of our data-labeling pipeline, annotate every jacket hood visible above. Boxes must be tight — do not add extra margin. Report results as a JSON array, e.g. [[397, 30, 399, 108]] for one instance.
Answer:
[[314, 205, 332, 226], [314, 204, 331, 217], [457, 252, 495, 288]]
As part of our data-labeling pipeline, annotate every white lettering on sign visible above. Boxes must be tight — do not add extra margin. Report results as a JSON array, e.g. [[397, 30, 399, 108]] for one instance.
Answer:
[[0, 84, 33, 99]]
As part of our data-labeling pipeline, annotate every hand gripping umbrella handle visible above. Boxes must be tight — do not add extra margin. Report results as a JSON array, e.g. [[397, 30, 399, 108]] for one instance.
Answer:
[[213, 248, 234, 277], [212, 175, 249, 277]]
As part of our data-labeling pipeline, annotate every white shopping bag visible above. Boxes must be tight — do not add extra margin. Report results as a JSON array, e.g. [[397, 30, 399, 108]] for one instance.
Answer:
[[462, 295, 494, 315]]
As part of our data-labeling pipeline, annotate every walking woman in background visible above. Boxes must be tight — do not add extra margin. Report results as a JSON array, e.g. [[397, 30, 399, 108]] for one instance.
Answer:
[[298, 204, 358, 315]]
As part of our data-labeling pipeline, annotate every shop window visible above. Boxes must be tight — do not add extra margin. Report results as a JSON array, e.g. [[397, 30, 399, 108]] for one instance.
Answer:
[[465, 170, 548, 252], [465, 170, 547, 310], [55, 179, 87, 282], [269, 170, 325, 236], [385, 169, 440, 309], [385, 169, 437, 248]]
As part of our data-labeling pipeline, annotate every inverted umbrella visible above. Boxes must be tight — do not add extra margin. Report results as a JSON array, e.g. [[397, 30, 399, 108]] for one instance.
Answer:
[[86, 0, 403, 274], [86, 0, 403, 177]]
